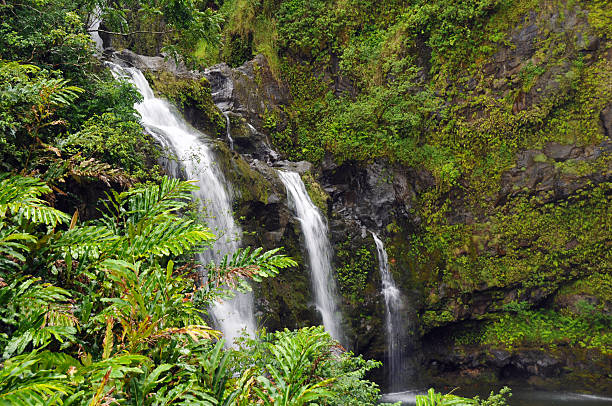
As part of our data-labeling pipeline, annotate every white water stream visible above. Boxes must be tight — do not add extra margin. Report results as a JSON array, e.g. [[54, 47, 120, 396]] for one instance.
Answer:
[[221, 112, 235, 150], [372, 232, 407, 392], [278, 171, 344, 342], [109, 64, 255, 345]]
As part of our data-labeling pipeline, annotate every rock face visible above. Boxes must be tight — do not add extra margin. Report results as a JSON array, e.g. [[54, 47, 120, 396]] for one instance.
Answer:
[[424, 344, 612, 393], [116, 0, 612, 386], [194, 55, 418, 361], [112, 49, 196, 78], [204, 55, 288, 162], [498, 138, 612, 205], [321, 159, 434, 230], [171, 48, 609, 391]]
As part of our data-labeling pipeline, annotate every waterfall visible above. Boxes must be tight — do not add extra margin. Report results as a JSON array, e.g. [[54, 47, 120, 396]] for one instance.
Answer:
[[88, 7, 104, 54], [221, 112, 235, 150], [277, 171, 344, 342], [372, 232, 407, 392], [109, 63, 256, 345]]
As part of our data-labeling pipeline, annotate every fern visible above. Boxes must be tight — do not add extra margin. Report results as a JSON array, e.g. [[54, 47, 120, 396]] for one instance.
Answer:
[[37, 78, 84, 108], [127, 217, 214, 259], [0, 222, 35, 266], [101, 177, 198, 228], [0, 175, 69, 227], [253, 327, 336, 406], [0, 276, 76, 359], [0, 352, 72, 406], [415, 389, 477, 406], [97, 259, 220, 353], [206, 247, 297, 295]]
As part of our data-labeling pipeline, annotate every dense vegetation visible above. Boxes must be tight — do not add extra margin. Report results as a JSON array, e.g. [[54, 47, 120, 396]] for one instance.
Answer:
[[0, 0, 399, 404], [1, 0, 609, 402], [210, 0, 611, 364]]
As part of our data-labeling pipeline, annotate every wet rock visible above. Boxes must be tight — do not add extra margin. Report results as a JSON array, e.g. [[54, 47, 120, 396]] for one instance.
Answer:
[[514, 350, 562, 377], [205, 54, 288, 128], [321, 160, 430, 231], [274, 160, 313, 175], [490, 349, 512, 368], [224, 112, 279, 162], [498, 137, 612, 204], [543, 142, 581, 161], [577, 32, 600, 52], [204, 55, 288, 161], [601, 104, 612, 137], [113, 49, 196, 78], [424, 342, 612, 393]]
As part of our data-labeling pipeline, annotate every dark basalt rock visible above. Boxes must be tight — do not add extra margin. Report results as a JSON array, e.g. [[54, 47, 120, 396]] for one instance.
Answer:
[[601, 104, 612, 137], [274, 160, 313, 175], [423, 341, 612, 393], [204, 55, 288, 162], [112, 49, 196, 78], [320, 160, 432, 231], [498, 137, 612, 205]]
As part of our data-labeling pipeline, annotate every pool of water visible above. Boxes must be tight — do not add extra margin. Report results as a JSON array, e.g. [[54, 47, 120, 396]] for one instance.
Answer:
[[381, 389, 612, 405]]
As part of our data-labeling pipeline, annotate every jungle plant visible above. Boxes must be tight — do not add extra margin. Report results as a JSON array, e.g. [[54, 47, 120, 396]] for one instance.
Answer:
[[415, 387, 511, 406], [0, 173, 299, 404], [253, 327, 337, 405]]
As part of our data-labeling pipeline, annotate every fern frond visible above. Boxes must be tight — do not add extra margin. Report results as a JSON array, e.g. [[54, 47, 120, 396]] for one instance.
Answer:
[[0, 222, 35, 266], [120, 177, 198, 224], [128, 218, 214, 259], [0, 175, 69, 227], [0, 276, 76, 358], [39, 78, 84, 107], [70, 157, 132, 187], [0, 352, 72, 406], [206, 247, 297, 293]]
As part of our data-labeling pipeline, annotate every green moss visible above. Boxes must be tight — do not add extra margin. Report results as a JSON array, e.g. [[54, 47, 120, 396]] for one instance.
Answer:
[[478, 305, 612, 355], [421, 310, 454, 330], [532, 153, 548, 163], [301, 172, 329, 214], [215, 142, 271, 205], [335, 238, 375, 302], [558, 272, 612, 304], [143, 70, 226, 137]]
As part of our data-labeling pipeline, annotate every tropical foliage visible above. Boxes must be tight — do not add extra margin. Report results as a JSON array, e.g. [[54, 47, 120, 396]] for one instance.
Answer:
[[0, 170, 393, 405], [0, 0, 393, 400], [3, 0, 609, 401], [415, 387, 511, 406]]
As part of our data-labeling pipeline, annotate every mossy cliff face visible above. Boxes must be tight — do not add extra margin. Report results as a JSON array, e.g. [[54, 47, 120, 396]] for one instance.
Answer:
[[122, 0, 611, 388], [206, 0, 611, 391]]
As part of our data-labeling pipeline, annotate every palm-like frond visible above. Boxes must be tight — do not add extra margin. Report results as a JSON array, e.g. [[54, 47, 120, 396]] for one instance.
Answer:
[[101, 177, 197, 227], [97, 259, 219, 353], [0, 223, 35, 266], [94, 177, 214, 262], [253, 327, 336, 406], [415, 389, 476, 406], [206, 247, 297, 294], [127, 218, 214, 259], [0, 352, 72, 406], [37, 78, 84, 108], [0, 175, 70, 227], [0, 276, 76, 358]]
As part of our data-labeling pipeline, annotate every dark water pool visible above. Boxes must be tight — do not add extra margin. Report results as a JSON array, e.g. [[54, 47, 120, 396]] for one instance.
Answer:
[[381, 389, 612, 405]]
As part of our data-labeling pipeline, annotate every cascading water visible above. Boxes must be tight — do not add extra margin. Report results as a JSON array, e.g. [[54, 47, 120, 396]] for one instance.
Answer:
[[109, 63, 256, 345], [88, 7, 104, 54], [372, 232, 408, 392], [221, 112, 235, 150], [277, 171, 344, 343]]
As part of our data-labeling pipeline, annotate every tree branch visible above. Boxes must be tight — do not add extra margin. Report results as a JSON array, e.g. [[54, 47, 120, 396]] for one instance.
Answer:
[[87, 28, 174, 36]]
